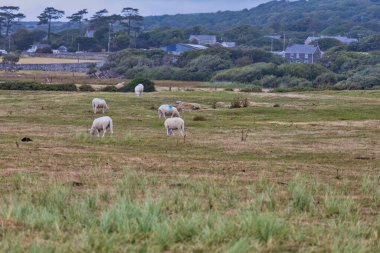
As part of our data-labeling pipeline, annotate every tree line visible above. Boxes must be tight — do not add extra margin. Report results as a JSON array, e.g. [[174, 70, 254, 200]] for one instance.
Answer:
[[0, 5, 144, 51]]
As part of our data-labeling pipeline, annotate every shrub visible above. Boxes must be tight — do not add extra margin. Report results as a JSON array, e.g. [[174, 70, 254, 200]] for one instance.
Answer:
[[278, 63, 329, 81], [118, 78, 155, 92], [0, 81, 77, 91], [79, 84, 95, 92], [36, 47, 52, 54], [314, 72, 338, 88], [212, 63, 277, 83], [230, 96, 249, 108], [101, 85, 117, 92], [240, 85, 262, 92]]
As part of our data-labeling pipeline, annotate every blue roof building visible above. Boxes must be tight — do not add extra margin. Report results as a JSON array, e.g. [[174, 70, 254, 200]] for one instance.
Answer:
[[160, 44, 208, 55]]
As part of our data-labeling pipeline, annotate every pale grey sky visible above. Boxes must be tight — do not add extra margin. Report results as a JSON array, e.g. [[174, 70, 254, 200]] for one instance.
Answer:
[[5, 0, 271, 21]]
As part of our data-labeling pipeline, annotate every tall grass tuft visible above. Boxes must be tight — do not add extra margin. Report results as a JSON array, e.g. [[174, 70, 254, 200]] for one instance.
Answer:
[[324, 194, 356, 218], [226, 238, 252, 253], [360, 176, 380, 203], [173, 215, 203, 242], [242, 212, 284, 247], [288, 174, 315, 211]]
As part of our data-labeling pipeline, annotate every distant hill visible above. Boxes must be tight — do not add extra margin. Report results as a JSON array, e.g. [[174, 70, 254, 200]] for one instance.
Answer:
[[143, 0, 380, 35]]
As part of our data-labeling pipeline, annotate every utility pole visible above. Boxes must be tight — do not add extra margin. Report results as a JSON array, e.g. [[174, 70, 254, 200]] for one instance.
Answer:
[[283, 34, 286, 52], [107, 23, 111, 53]]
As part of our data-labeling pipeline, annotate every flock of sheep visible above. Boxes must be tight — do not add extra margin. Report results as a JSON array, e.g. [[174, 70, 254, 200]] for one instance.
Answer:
[[89, 84, 186, 139]]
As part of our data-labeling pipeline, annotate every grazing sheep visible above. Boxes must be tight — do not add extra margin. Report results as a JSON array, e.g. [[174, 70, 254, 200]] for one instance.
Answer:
[[92, 98, 109, 114], [89, 116, 113, 138], [135, 84, 144, 96], [164, 117, 185, 137], [158, 104, 180, 118]]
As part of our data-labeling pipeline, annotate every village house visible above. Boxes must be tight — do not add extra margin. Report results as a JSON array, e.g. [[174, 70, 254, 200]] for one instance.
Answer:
[[26, 44, 51, 53], [160, 43, 208, 55], [305, 35, 358, 44], [189, 35, 217, 45], [284, 44, 322, 64]]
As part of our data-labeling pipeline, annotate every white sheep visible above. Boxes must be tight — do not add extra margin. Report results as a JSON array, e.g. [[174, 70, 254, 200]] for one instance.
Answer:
[[89, 116, 113, 138], [92, 98, 109, 114], [164, 117, 185, 137], [158, 104, 180, 118], [135, 84, 144, 96]]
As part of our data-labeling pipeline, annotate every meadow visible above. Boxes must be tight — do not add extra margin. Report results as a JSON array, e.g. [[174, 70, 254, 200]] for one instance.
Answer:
[[0, 89, 379, 252]]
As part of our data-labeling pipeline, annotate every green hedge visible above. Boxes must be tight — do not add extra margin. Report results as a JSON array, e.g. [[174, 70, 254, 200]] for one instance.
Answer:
[[79, 84, 95, 92], [117, 78, 156, 92], [0, 81, 77, 91]]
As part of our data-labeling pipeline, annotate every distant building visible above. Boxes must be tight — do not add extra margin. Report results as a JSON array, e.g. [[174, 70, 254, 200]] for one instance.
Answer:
[[220, 42, 236, 48], [284, 44, 322, 64], [85, 29, 95, 38], [305, 35, 358, 44], [160, 44, 208, 55], [27, 44, 51, 53], [58, 46, 68, 53], [264, 35, 282, 40], [189, 35, 217, 45]]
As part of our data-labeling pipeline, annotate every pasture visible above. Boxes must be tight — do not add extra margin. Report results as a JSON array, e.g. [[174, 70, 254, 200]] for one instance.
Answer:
[[0, 89, 379, 252]]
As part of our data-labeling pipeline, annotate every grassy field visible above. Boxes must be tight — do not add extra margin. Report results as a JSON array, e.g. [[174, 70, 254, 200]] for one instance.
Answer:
[[0, 89, 379, 252]]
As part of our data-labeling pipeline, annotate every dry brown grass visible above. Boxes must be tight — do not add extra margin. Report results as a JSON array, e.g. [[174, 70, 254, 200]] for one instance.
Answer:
[[16, 57, 99, 64]]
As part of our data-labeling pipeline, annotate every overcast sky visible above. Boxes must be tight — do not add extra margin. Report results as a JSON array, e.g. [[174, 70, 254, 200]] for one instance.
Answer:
[[5, 0, 272, 21]]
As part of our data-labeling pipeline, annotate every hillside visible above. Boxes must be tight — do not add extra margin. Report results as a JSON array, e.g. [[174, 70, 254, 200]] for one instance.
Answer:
[[144, 0, 380, 35]]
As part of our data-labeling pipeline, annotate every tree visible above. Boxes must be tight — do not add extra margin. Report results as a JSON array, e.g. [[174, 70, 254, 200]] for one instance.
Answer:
[[11, 28, 34, 50], [310, 38, 343, 51], [37, 7, 65, 42], [0, 6, 25, 38], [89, 9, 109, 28], [1, 54, 19, 71], [67, 9, 88, 28], [121, 7, 143, 47]]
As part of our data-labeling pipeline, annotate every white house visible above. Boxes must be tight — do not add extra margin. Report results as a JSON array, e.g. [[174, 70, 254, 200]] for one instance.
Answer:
[[26, 44, 51, 53]]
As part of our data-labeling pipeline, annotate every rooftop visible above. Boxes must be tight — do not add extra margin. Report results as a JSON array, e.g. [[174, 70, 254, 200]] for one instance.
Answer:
[[285, 44, 320, 54]]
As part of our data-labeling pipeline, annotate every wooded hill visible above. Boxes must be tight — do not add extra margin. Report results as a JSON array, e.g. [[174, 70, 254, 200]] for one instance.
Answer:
[[144, 0, 380, 36]]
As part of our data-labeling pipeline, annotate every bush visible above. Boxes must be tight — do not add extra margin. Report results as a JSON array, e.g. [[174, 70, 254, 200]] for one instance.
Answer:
[[36, 47, 52, 54], [101, 85, 118, 92], [118, 78, 156, 92], [79, 84, 95, 92], [278, 63, 329, 81], [240, 85, 262, 92], [230, 96, 249, 108], [212, 63, 277, 83], [0, 81, 77, 91]]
